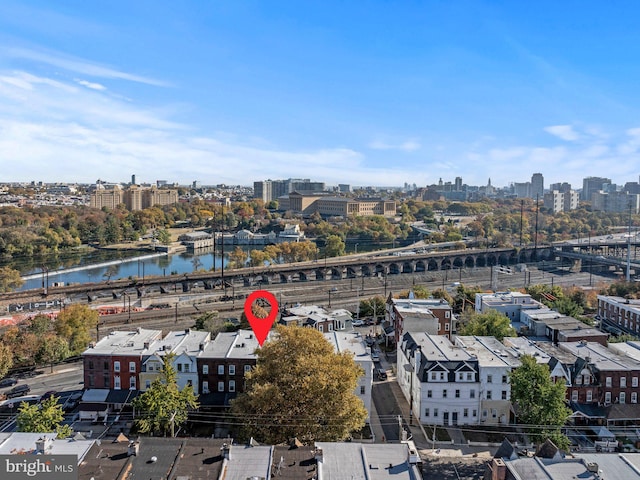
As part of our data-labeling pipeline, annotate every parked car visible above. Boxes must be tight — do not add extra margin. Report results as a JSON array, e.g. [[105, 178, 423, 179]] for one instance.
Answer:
[[40, 391, 58, 402], [0, 377, 18, 388], [352, 320, 365, 327], [6, 384, 30, 398], [376, 368, 388, 380]]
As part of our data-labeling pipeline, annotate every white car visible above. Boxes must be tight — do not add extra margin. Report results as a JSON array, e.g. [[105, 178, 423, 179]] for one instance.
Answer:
[[352, 320, 365, 327]]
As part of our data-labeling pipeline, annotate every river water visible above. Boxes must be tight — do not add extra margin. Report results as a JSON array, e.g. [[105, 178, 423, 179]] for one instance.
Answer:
[[18, 246, 230, 291]]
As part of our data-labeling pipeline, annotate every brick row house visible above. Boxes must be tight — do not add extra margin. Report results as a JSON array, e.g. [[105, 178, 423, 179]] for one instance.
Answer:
[[387, 298, 455, 345], [598, 295, 640, 336]]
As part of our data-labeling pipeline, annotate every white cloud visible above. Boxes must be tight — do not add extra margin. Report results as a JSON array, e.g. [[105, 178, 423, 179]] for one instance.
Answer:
[[1, 46, 169, 87], [544, 124, 580, 141], [369, 139, 421, 152], [75, 78, 106, 91]]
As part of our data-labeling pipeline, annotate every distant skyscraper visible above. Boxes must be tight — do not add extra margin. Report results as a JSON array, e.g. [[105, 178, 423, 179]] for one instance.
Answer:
[[454, 177, 462, 191], [131, 174, 136, 185], [531, 173, 544, 199], [582, 176, 612, 202]]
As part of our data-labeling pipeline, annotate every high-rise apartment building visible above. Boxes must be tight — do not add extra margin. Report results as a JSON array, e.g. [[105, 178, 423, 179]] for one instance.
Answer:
[[89, 184, 178, 211], [531, 173, 544, 199], [591, 191, 640, 213], [544, 189, 579, 213], [582, 176, 611, 202], [89, 184, 123, 209], [254, 178, 325, 202]]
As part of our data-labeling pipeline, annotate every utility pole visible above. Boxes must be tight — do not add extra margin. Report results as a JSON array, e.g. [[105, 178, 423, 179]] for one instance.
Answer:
[[534, 194, 539, 261], [519, 199, 524, 246], [627, 201, 633, 282]]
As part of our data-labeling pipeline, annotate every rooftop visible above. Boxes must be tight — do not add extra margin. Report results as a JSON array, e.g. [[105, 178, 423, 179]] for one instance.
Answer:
[[83, 328, 162, 356], [324, 330, 370, 359], [455, 336, 521, 367], [404, 333, 474, 362], [559, 341, 640, 371], [200, 330, 265, 359]]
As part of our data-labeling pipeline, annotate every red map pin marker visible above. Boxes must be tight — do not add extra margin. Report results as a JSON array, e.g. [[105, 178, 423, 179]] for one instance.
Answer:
[[244, 290, 279, 347]]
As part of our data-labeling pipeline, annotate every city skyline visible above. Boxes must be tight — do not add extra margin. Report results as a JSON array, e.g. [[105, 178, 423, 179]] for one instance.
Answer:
[[1, 2, 640, 187]]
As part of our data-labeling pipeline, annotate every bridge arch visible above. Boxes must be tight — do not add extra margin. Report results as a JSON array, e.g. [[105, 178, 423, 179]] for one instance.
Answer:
[[428, 259, 439, 271], [415, 260, 426, 272], [330, 268, 343, 280], [452, 257, 464, 269], [465, 256, 475, 268], [389, 263, 401, 275], [402, 262, 414, 273], [346, 266, 357, 278], [374, 264, 386, 276], [362, 265, 372, 277], [441, 258, 452, 270]]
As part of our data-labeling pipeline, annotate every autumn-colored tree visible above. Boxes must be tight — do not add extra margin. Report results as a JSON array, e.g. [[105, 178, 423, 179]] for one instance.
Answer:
[[324, 234, 345, 257], [0, 266, 24, 292], [231, 326, 367, 444], [37, 334, 71, 373], [227, 246, 248, 269], [54, 304, 99, 355], [0, 343, 13, 379], [359, 296, 386, 320], [132, 353, 199, 436]]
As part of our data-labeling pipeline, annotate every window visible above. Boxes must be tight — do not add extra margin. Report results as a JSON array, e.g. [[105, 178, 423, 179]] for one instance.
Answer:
[[445, 311, 450, 318], [455, 390, 460, 398], [114, 361, 120, 372], [470, 389, 475, 399], [202, 381, 209, 393], [145, 380, 151, 389], [472, 409, 477, 417], [487, 375, 493, 383], [129, 362, 136, 373], [431, 372, 437, 381], [483, 410, 488, 418], [244, 365, 252, 374], [88, 361, 94, 370], [360, 386, 365, 395], [502, 375, 508, 384], [621, 377, 627, 388], [229, 380, 236, 392], [318, 325, 323, 333], [218, 365, 224, 375], [440, 372, 445, 380], [606, 377, 612, 387], [425, 408, 430, 417], [229, 365, 236, 376], [571, 390, 578, 402], [467, 372, 472, 381], [605, 392, 612, 404], [185, 364, 190, 373], [203, 365, 209, 375], [445, 323, 450, 331], [427, 390, 432, 398], [177, 364, 183, 372], [433, 408, 438, 417], [463, 408, 468, 417], [114, 376, 121, 389], [502, 391, 507, 400], [620, 392, 626, 404], [632, 392, 638, 404], [218, 381, 224, 392], [633, 377, 638, 388], [492, 409, 497, 418], [486, 390, 492, 400], [104, 361, 109, 370], [443, 389, 447, 398], [89, 376, 95, 387], [129, 377, 136, 389], [586, 391, 592, 402]]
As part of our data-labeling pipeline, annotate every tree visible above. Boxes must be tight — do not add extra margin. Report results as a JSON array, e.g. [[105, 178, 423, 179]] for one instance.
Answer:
[[194, 311, 221, 333], [54, 304, 99, 355], [227, 246, 248, 269], [458, 309, 516, 341], [358, 296, 386, 321], [0, 266, 23, 292], [510, 355, 571, 450], [16, 396, 72, 438], [231, 326, 367, 444], [324, 234, 345, 257], [0, 343, 13, 379], [37, 334, 71, 373], [156, 228, 171, 245], [132, 353, 199, 436]]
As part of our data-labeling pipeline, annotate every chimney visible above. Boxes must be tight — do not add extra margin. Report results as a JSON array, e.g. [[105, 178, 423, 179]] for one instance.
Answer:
[[127, 440, 139, 456], [199, 343, 204, 351], [491, 458, 506, 480], [185, 328, 191, 334], [35, 436, 52, 454], [143, 342, 149, 350]]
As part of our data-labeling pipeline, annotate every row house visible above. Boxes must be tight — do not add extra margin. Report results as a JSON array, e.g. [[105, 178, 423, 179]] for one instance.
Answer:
[[398, 333, 480, 426], [139, 329, 211, 393], [83, 328, 163, 390], [280, 305, 352, 332], [455, 336, 520, 425], [475, 292, 544, 323], [197, 330, 264, 407], [559, 341, 640, 408], [521, 309, 608, 346], [598, 295, 640, 336], [387, 298, 454, 344], [324, 331, 374, 421]]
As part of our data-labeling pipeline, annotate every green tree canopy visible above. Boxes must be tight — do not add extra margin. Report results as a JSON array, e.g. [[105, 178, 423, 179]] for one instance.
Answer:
[[359, 296, 386, 320], [324, 234, 346, 257], [458, 309, 516, 341], [54, 304, 99, 355], [509, 355, 571, 450], [231, 326, 367, 444], [37, 334, 71, 373], [16, 396, 72, 438], [132, 353, 199, 437]]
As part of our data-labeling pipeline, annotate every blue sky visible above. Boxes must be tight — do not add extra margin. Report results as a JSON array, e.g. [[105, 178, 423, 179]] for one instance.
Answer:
[[1, 1, 640, 189]]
